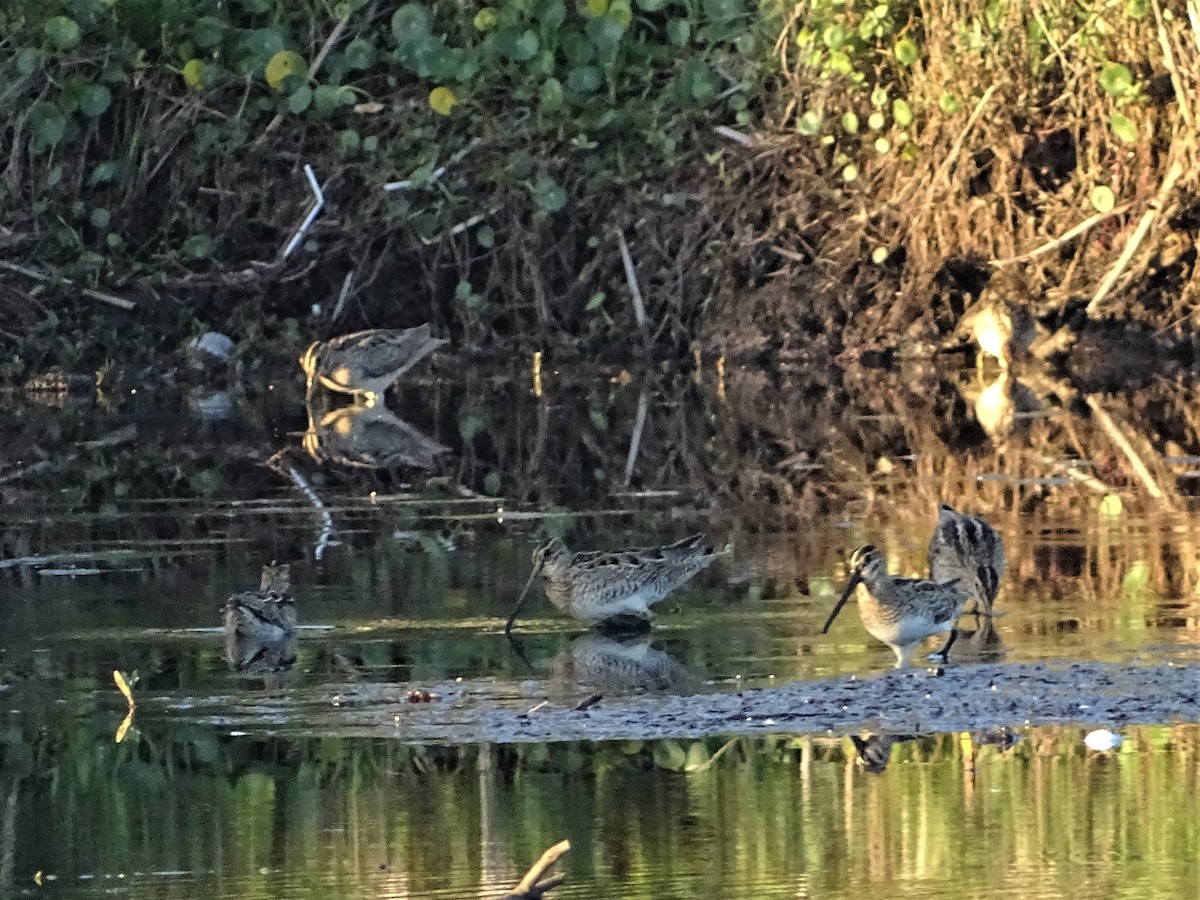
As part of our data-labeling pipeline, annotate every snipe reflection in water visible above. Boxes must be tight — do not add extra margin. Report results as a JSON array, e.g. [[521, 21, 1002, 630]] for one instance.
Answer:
[[7, 724, 1200, 898], [302, 398, 447, 470], [548, 631, 702, 696]]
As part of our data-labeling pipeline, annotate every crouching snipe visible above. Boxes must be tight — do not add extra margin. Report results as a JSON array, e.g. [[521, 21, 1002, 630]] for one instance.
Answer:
[[823, 545, 966, 668]]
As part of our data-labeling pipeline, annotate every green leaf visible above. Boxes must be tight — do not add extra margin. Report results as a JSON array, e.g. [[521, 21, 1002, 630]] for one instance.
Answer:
[[841, 163, 858, 182], [586, 16, 626, 52], [795, 108, 822, 136], [44, 16, 81, 50], [483, 472, 502, 495], [16, 48, 44, 75], [531, 176, 567, 213], [870, 87, 888, 108], [1099, 62, 1134, 97], [288, 85, 313, 113], [636, 0, 666, 9], [1110, 112, 1137, 143], [841, 110, 859, 133], [343, 38, 375, 69], [666, 19, 690, 46], [894, 38, 919, 66], [702, 0, 744, 25], [496, 27, 540, 61], [539, 0, 568, 27], [476, 225, 495, 248], [567, 65, 602, 92], [1099, 493, 1124, 518], [182, 234, 214, 260], [938, 93, 960, 115], [867, 111, 885, 130], [79, 84, 112, 118], [892, 98, 912, 127], [1090, 185, 1116, 213], [392, 4, 433, 41], [29, 104, 67, 154], [192, 16, 226, 48], [586, 291, 606, 310], [89, 208, 110, 228], [823, 24, 846, 49], [827, 51, 852, 75], [539, 77, 565, 111]]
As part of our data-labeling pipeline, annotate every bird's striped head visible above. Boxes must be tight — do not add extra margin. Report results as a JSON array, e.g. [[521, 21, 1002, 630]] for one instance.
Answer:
[[532, 536, 570, 573], [260, 562, 291, 594], [848, 544, 887, 579]]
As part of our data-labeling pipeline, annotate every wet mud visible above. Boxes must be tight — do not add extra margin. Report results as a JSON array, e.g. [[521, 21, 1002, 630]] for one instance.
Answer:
[[156, 659, 1200, 745]]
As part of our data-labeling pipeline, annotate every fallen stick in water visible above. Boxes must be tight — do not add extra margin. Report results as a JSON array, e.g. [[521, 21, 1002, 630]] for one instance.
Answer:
[[501, 840, 571, 899]]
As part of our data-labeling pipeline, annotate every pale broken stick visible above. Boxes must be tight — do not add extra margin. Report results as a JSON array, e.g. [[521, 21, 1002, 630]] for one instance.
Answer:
[[501, 840, 571, 899]]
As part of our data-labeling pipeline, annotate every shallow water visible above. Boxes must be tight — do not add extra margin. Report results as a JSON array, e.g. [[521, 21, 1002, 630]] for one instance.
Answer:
[[5, 363, 1200, 896]]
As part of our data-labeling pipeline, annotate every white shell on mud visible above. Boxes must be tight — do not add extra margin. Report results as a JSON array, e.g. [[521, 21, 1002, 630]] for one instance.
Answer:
[[190, 331, 235, 360], [1084, 728, 1123, 752]]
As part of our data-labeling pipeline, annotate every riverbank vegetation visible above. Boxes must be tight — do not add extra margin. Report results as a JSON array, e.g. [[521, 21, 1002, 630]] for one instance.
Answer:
[[2, 1, 1199, 371]]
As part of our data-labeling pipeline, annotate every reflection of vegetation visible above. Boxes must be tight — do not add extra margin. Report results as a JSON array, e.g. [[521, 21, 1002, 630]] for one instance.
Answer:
[[5, 724, 1200, 896]]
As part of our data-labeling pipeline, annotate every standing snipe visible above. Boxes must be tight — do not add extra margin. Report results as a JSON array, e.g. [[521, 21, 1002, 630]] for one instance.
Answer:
[[299, 324, 446, 404], [223, 563, 298, 643], [928, 503, 1005, 616], [505, 535, 723, 632], [223, 563, 298, 672], [823, 545, 966, 668], [957, 301, 1037, 373]]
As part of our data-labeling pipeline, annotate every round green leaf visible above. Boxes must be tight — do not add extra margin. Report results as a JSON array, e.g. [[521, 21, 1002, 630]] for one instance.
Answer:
[[79, 84, 112, 118], [288, 84, 313, 113], [841, 163, 858, 182], [894, 38, 919, 66], [16, 48, 44, 75], [539, 0, 568, 27], [827, 51, 852, 75], [1110, 112, 1137, 143], [841, 111, 859, 134], [667, 19, 690, 46], [892, 98, 912, 127], [874, 137, 890, 153], [1090, 185, 1116, 213], [192, 16, 226, 48], [29, 104, 66, 154], [1099, 493, 1124, 518], [539, 77, 565, 111], [392, 4, 432, 41], [796, 108, 822, 136], [182, 234, 214, 260], [89, 208, 110, 228], [44, 16, 81, 50], [870, 86, 888, 108], [567, 65, 602, 92], [938, 93, 960, 115], [531, 176, 567, 212], [343, 38, 375, 69], [867, 111, 885, 130], [636, 0, 666, 9], [1099, 62, 1134, 97]]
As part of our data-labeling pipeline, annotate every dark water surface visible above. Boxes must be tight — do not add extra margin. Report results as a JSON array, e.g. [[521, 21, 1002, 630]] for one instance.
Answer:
[[5, 363, 1200, 896]]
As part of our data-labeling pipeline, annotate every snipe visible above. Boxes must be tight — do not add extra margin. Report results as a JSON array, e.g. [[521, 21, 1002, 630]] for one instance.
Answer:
[[505, 534, 723, 632], [823, 544, 966, 668], [302, 400, 448, 470], [927, 503, 1005, 617], [299, 324, 446, 404], [957, 301, 1037, 373], [223, 562, 297, 643]]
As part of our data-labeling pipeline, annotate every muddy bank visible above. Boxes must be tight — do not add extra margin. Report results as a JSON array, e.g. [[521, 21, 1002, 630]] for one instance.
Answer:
[[154, 659, 1200, 744]]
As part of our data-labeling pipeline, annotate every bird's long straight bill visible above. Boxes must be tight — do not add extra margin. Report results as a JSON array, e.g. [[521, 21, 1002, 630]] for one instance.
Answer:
[[504, 567, 541, 634], [822, 571, 862, 634]]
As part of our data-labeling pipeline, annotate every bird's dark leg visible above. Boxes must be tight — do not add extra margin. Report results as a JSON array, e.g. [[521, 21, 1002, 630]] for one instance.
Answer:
[[936, 628, 959, 662]]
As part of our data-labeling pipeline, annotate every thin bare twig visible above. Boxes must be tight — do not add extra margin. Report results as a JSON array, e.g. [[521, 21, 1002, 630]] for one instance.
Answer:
[[1086, 158, 1184, 315], [267, 452, 340, 558], [384, 137, 482, 191], [615, 229, 649, 343], [501, 840, 571, 899], [623, 378, 651, 486], [0, 261, 136, 310], [330, 270, 355, 321], [991, 203, 1133, 266], [281, 164, 324, 259], [1084, 395, 1170, 503]]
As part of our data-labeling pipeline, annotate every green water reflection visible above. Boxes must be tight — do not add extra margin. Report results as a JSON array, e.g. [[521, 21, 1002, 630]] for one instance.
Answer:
[[5, 726, 1199, 898]]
